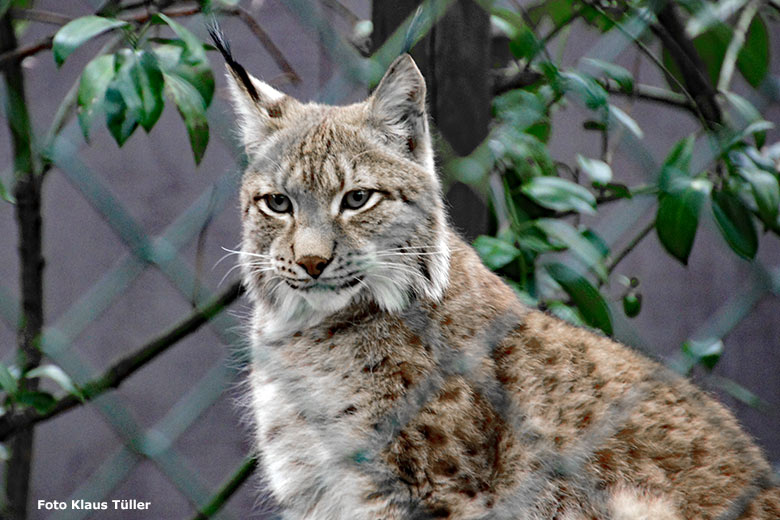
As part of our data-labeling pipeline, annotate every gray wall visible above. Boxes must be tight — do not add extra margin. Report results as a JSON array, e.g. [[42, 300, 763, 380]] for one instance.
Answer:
[[0, 1, 777, 518]]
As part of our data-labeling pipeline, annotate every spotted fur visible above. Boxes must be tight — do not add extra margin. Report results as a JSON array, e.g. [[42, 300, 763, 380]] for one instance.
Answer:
[[221, 52, 780, 519]]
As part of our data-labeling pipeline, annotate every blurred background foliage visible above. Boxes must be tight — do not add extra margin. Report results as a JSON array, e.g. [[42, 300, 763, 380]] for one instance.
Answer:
[[0, 0, 778, 518]]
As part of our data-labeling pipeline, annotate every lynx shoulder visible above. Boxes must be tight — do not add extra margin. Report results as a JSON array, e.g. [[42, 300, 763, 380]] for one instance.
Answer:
[[210, 28, 780, 519]]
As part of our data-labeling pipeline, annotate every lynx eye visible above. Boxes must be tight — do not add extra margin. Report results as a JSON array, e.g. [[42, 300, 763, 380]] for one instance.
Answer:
[[342, 189, 373, 210], [264, 193, 292, 213]]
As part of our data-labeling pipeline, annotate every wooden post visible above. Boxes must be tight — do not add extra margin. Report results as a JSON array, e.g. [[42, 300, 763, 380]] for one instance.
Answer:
[[372, 0, 491, 240]]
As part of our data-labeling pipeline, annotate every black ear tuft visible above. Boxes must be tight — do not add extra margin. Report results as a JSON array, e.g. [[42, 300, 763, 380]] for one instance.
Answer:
[[206, 19, 259, 103]]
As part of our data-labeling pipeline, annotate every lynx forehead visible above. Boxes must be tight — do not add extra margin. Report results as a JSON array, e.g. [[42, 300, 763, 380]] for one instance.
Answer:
[[210, 25, 780, 520]]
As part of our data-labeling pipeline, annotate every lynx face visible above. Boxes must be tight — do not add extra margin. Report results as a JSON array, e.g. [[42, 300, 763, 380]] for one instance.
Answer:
[[229, 56, 450, 320]]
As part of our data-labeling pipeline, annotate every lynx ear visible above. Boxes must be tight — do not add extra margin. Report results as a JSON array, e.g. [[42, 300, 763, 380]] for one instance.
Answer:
[[208, 23, 298, 153], [369, 54, 433, 170]]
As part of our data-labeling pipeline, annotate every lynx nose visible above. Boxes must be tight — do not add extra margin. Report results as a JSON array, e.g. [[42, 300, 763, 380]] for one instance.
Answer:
[[297, 255, 331, 279]]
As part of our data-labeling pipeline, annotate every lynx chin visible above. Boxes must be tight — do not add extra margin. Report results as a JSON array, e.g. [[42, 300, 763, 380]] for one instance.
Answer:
[[210, 28, 779, 520]]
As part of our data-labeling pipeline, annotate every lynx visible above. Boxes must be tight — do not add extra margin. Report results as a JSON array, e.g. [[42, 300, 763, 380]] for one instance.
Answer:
[[210, 29, 780, 520]]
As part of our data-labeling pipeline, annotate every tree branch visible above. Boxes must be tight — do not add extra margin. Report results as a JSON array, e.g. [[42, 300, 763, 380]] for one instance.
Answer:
[[491, 68, 543, 95], [652, 1, 721, 128], [0, 281, 243, 443], [602, 80, 694, 110], [220, 5, 301, 84], [1, 9, 43, 519], [0, 36, 54, 70], [9, 8, 72, 25]]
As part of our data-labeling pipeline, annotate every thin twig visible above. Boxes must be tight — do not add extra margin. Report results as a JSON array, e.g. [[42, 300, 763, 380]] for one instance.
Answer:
[[0, 281, 244, 442], [491, 68, 543, 95], [0, 36, 53, 70], [602, 80, 693, 110], [191, 456, 259, 520], [321, 0, 360, 26], [220, 5, 301, 84], [607, 218, 656, 273], [120, 5, 201, 23], [9, 8, 72, 25], [0, 6, 199, 69], [717, 0, 760, 92]]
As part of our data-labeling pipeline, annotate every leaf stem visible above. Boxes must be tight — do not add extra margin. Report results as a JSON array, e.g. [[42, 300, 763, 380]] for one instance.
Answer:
[[607, 218, 656, 274]]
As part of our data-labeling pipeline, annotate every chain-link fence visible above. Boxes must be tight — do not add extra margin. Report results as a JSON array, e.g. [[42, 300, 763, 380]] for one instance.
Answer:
[[1, 0, 778, 518]]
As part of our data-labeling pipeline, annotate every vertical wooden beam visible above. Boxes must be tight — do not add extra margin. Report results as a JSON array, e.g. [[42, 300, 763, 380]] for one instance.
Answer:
[[372, 0, 491, 240]]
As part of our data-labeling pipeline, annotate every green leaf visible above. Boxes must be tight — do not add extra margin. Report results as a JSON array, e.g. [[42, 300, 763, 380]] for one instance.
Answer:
[[740, 168, 779, 227], [15, 391, 57, 414], [473, 235, 521, 270], [544, 263, 613, 335], [655, 178, 711, 264], [686, 0, 747, 38], [493, 90, 548, 131], [560, 71, 608, 110], [0, 177, 14, 204], [711, 190, 758, 259], [77, 54, 116, 140], [677, 19, 767, 91], [104, 85, 138, 146], [546, 301, 586, 327], [26, 365, 82, 399], [52, 16, 128, 66], [163, 72, 209, 164], [536, 219, 608, 281], [682, 338, 723, 370], [0, 362, 18, 396], [724, 92, 767, 148], [497, 129, 555, 177], [0, 0, 11, 18], [105, 50, 140, 146], [152, 43, 215, 107], [526, 0, 573, 27], [522, 177, 597, 215], [722, 121, 775, 153], [154, 13, 207, 64], [135, 51, 165, 131], [664, 135, 696, 171], [576, 155, 612, 185], [603, 183, 632, 199], [580, 58, 634, 93], [581, 229, 610, 258], [104, 50, 165, 143], [608, 104, 643, 138], [737, 15, 769, 88]]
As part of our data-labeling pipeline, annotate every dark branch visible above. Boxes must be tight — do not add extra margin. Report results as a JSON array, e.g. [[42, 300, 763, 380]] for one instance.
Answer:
[[2, 9, 43, 519], [0, 281, 244, 442], [9, 8, 72, 25], [0, 36, 53, 71], [652, 2, 721, 128], [491, 69, 544, 96], [220, 5, 301, 84]]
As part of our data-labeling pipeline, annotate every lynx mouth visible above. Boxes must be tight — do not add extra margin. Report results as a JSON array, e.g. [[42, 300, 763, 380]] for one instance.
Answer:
[[283, 274, 364, 292]]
